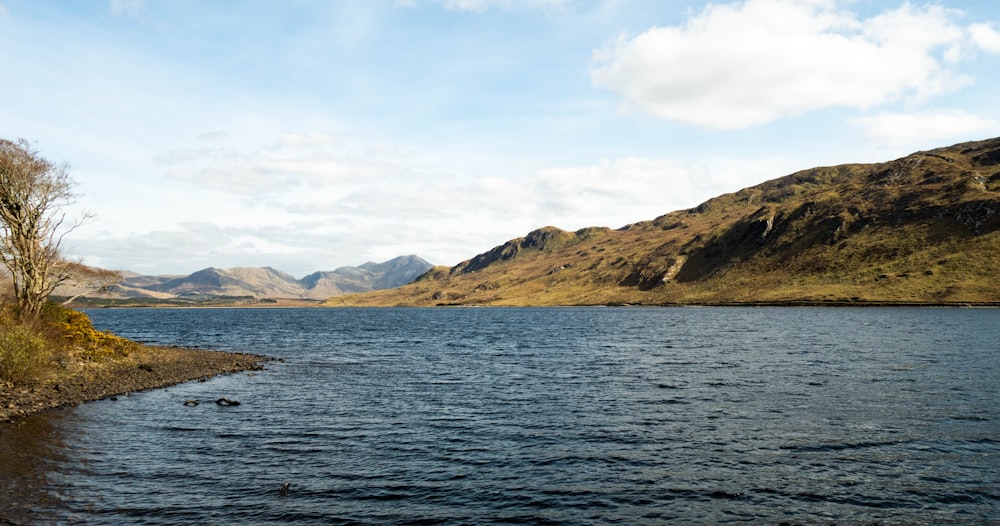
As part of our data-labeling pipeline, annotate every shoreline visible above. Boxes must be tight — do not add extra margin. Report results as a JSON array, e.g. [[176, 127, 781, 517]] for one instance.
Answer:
[[0, 346, 270, 423], [72, 299, 1000, 309]]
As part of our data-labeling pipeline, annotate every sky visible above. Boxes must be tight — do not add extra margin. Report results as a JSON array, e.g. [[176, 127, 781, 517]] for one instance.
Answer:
[[2, 0, 999, 277]]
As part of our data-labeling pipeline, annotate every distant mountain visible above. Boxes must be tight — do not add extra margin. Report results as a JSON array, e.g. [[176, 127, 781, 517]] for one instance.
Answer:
[[100, 256, 433, 301], [329, 137, 1000, 306]]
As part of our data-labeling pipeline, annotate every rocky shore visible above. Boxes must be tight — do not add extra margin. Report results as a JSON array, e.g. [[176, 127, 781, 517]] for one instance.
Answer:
[[0, 346, 269, 422]]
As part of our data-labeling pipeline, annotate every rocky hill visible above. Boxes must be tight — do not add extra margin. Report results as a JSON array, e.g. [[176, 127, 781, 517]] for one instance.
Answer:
[[326, 137, 1000, 306], [97, 256, 433, 302]]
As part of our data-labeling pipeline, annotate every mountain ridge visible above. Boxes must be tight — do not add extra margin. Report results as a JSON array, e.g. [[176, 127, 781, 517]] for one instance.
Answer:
[[326, 137, 1000, 306], [77, 256, 433, 302]]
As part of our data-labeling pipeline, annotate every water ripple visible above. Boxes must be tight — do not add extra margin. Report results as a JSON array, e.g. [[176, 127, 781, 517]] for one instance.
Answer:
[[1, 306, 997, 525]]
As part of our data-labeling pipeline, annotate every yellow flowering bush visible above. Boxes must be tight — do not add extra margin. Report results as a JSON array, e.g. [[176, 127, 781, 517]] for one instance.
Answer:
[[55, 307, 137, 360]]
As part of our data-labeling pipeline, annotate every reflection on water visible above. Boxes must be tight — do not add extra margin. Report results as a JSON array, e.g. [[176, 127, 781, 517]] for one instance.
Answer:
[[0, 410, 75, 524]]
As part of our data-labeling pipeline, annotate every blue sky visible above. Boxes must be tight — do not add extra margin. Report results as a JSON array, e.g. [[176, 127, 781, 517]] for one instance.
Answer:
[[2, 0, 999, 276]]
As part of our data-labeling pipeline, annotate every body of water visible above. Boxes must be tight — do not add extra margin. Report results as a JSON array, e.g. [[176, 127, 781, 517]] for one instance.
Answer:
[[1, 307, 998, 524]]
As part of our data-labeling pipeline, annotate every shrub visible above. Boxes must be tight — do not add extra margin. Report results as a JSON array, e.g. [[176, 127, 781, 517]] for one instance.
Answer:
[[61, 309, 137, 360], [41, 303, 137, 360], [0, 324, 49, 385]]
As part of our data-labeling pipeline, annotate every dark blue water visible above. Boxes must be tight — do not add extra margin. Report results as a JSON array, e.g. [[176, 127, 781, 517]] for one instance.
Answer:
[[2, 307, 998, 524]]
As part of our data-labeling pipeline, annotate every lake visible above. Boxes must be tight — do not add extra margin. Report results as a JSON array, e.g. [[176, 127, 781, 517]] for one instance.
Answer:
[[1, 307, 998, 524]]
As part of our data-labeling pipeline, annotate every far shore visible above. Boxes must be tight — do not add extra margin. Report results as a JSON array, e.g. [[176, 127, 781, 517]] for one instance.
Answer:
[[0, 346, 269, 423], [64, 297, 1000, 309], [58, 297, 324, 309]]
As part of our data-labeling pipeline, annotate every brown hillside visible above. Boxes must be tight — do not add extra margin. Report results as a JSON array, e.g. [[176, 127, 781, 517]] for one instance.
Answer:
[[326, 137, 1000, 306]]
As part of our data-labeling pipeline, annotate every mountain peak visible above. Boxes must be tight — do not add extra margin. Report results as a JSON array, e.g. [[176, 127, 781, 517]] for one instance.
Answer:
[[98, 257, 434, 302]]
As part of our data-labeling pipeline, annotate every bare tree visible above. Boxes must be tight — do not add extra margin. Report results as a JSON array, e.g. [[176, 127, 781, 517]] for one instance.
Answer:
[[59, 262, 124, 305], [0, 138, 91, 319]]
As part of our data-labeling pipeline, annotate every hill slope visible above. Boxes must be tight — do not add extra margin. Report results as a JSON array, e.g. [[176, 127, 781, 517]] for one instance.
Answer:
[[326, 138, 1000, 306]]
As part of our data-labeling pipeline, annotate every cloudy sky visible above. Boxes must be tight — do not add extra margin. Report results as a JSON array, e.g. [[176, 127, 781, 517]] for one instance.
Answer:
[[2, 0, 999, 277]]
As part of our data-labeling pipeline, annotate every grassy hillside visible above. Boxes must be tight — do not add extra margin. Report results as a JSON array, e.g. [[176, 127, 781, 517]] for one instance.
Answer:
[[326, 137, 1000, 306]]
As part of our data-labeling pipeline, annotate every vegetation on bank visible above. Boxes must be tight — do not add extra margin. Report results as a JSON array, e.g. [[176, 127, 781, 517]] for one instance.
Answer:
[[59, 295, 322, 309], [0, 139, 267, 411], [0, 138, 136, 386], [0, 302, 136, 385], [61, 295, 277, 308]]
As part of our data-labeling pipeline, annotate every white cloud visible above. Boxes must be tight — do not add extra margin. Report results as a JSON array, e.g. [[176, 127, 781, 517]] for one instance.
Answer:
[[591, 0, 992, 129], [109, 0, 143, 17], [855, 110, 1000, 147], [970, 23, 1000, 53], [67, 222, 322, 276], [156, 132, 411, 202], [72, 124, 789, 274], [439, 0, 566, 12], [443, 0, 493, 11], [533, 157, 711, 228], [396, 0, 566, 11]]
